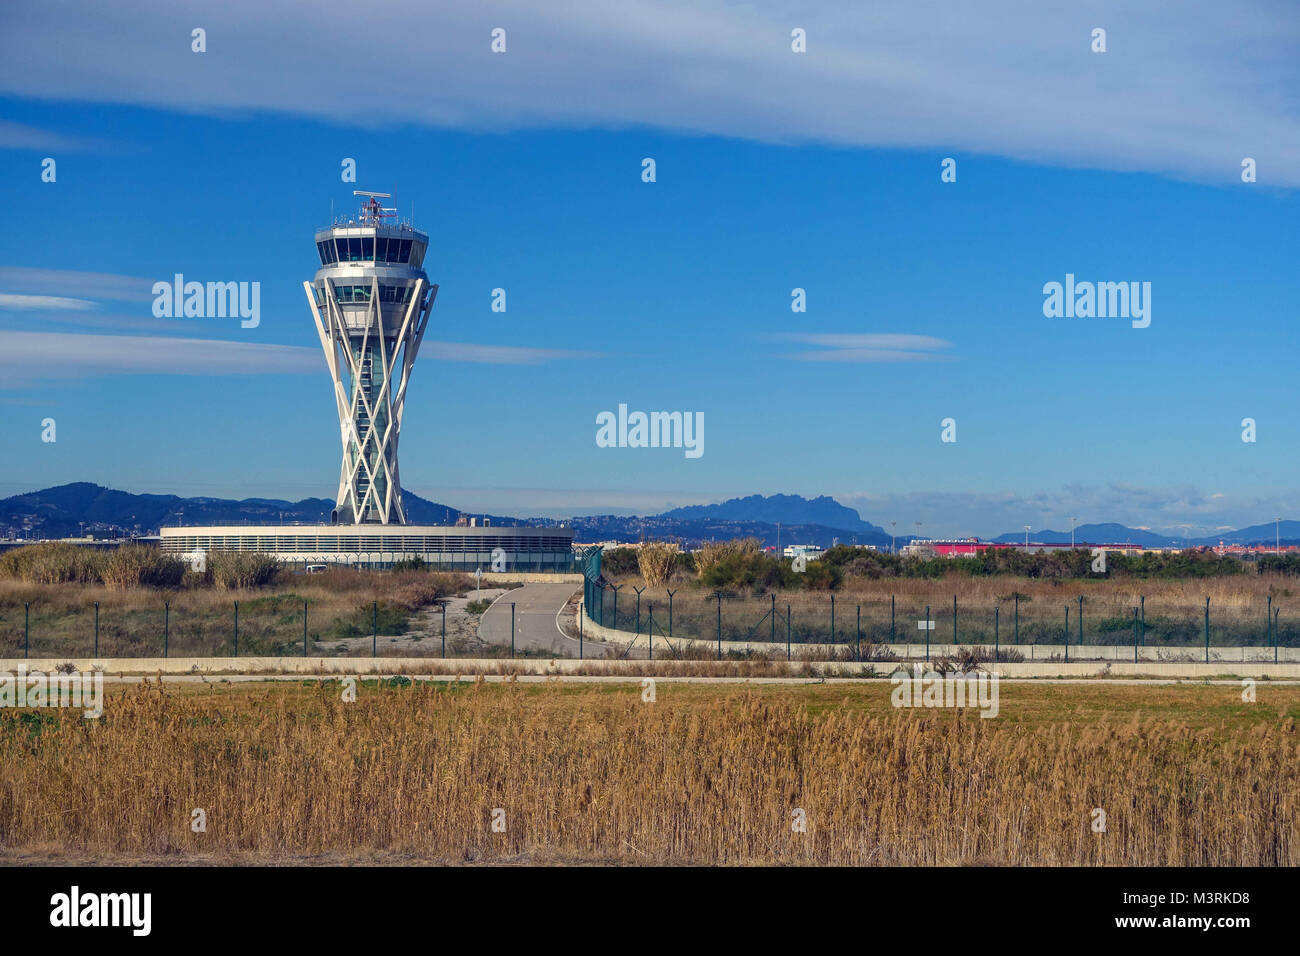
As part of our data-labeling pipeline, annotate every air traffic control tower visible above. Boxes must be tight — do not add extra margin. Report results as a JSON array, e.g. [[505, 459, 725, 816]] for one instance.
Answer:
[[304, 190, 436, 525], [159, 194, 575, 571]]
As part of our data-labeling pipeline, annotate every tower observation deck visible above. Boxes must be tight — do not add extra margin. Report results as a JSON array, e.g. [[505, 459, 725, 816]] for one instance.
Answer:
[[303, 191, 437, 525]]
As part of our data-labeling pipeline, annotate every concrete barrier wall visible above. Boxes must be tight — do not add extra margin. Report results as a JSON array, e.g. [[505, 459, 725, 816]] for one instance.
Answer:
[[879, 642, 1299, 663], [1, 656, 1297, 679], [479, 572, 583, 584]]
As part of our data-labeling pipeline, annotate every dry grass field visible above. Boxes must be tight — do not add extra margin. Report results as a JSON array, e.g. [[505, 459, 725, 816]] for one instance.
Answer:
[[2, 680, 1296, 865], [0, 569, 476, 658]]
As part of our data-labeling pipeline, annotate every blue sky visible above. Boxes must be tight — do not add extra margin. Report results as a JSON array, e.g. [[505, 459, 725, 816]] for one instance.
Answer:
[[1, 1, 1297, 537]]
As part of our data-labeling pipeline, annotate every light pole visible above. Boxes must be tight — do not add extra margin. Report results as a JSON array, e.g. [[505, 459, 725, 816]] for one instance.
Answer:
[[1024, 525, 1031, 548], [891, 521, 897, 554], [1070, 517, 1077, 549], [1277, 517, 1282, 553]]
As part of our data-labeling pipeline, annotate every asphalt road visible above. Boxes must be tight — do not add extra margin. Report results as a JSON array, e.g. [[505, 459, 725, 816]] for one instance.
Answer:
[[478, 582, 616, 657]]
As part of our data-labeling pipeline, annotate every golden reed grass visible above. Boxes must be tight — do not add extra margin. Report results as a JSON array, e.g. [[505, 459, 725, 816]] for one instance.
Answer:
[[1, 682, 1296, 865]]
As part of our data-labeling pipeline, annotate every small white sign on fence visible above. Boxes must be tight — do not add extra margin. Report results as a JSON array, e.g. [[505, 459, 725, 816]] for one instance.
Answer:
[[917, 620, 935, 631]]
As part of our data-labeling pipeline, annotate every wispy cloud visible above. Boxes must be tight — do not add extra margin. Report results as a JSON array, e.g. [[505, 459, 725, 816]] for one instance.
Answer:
[[839, 483, 1298, 540], [0, 330, 597, 386], [0, 330, 320, 382], [0, 294, 97, 311], [0, 120, 111, 152], [2, 1, 1296, 185], [772, 332, 954, 362], [423, 341, 598, 365], [0, 267, 155, 302]]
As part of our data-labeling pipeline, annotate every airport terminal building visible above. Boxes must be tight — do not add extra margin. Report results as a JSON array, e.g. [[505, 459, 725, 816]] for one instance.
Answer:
[[159, 524, 577, 572]]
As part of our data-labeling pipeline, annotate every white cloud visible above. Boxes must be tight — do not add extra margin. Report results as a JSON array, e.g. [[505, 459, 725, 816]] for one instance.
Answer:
[[1, 1, 1296, 185], [0, 294, 97, 311], [0, 330, 320, 380], [839, 483, 1298, 539], [423, 341, 598, 365], [0, 330, 595, 385], [773, 331, 954, 362], [0, 120, 108, 152], [0, 267, 156, 302]]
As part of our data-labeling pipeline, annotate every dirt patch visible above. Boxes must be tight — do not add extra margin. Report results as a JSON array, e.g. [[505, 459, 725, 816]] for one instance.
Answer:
[[316, 589, 508, 656]]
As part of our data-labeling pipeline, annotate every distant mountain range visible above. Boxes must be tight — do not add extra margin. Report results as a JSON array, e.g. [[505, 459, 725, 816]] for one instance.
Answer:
[[990, 520, 1300, 548], [2, 483, 1296, 551], [990, 523, 1177, 548], [660, 494, 885, 535], [0, 482, 524, 538]]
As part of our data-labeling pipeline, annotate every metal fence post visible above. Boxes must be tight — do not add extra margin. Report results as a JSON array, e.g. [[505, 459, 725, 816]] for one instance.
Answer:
[[953, 595, 957, 645], [441, 601, 447, 658], [303, 600, 308, 656], [1014, 594, 1019, 645], [1204, 596, 1210, 663], [787, 605, 791, 661], [94, 601, 99, 657], [1078, 595, 1084, 645], [1274, 607, 1280, 664], [1133, 606, 1139, 663], [578, 600, 583, 660], [856, 604, 861, 662], [234, 600, 239, 657], [890, 594, 895, 644], [1140, 595, 1145, 645], [510, 602, 515, 658], [770, 593, 776, 645], [715, 591, 722, 660], [648, 603, 653, 660], [165, 601, 170, 658], [634, 586, 644, 635], [372, 601, 378, 657], [1064, 605, 1069, 662], [24, 602, 29, 659], [830, 594, 835, 644], [667, 589, 676, 637], [994, 606, 999, 661], [924, 605, 930, 662], [1267, 595, 1273, 651]]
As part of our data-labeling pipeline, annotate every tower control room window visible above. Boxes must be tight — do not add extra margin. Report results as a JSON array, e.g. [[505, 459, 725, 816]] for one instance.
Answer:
[[361, 237, 374, 261], [398, 239, 412, 263], [411, 243, 426, 268], [374, 237, 388, 262]]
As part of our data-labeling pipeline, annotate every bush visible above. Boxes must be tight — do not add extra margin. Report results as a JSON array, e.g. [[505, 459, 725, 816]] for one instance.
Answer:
[[693, 538, 762, 578], [637, 542, 679, 587], [600, 548, 640, 578], [100, 545, 185, 590], [208, 551, 281, 590], [0, 542, 102, 584]]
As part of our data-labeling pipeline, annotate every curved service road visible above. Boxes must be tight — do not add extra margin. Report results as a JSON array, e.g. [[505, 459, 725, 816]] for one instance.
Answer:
[[478, 582, 616, 657]]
